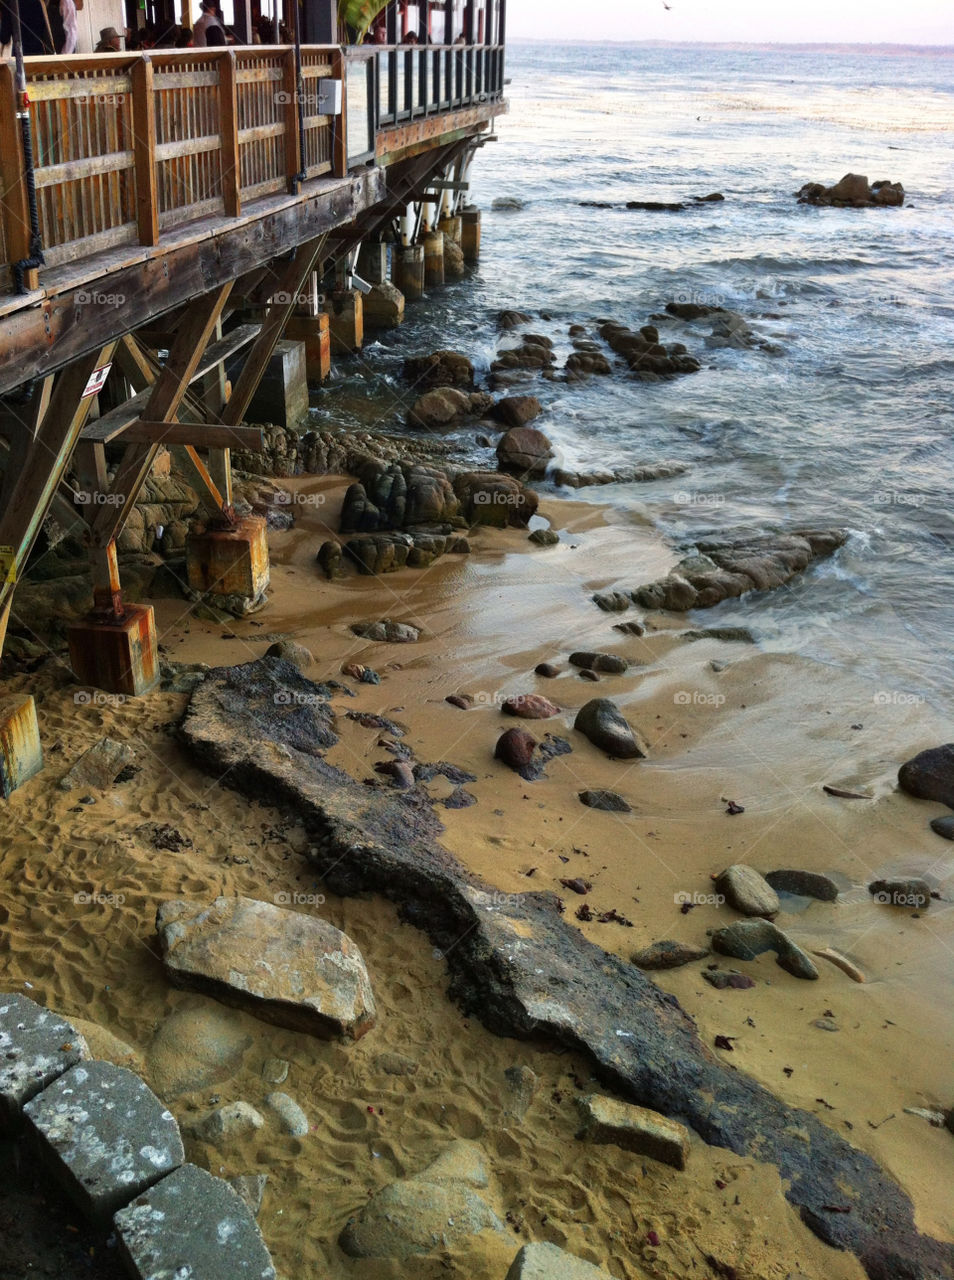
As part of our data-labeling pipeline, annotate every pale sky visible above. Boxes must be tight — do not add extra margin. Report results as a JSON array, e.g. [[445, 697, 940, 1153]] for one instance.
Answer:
[[505, 0, 953, 46]]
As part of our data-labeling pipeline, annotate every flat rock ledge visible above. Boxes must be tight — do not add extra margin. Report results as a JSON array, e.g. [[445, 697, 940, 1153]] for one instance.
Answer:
[[156, 894, 376, 1041], [3, 994, 275, 1276], [177, 657, 954, 1280]]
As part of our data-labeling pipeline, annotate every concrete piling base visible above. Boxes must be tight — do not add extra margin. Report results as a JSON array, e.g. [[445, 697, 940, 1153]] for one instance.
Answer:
[[67, 604, 160, 698], [437, 214, 462, 245], [356, 241, 389, 285], [363, 281, 405, 330], [0, 693, 43, 798], [230, 339, 309, 429], [186, 515, 269, 602], [461, 207, 481, 262], [323, 289, 364, 354], [283, 312, 332, 383], [422, 230, 445, 287], [392, 245, 424, 300]]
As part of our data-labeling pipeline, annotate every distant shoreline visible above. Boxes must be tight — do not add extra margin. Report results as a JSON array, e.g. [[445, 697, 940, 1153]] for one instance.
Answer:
[[506, 38, 954, 54]]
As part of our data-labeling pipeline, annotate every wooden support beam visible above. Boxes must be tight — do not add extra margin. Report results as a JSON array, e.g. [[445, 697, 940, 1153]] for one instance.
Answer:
[[131, 56, 159, 247], [169, 445, 226, 518], [120, 422, 262, 449], [218, 50, 242, 218]]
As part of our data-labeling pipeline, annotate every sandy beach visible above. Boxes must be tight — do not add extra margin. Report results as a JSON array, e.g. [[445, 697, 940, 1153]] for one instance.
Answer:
[[1, 471, 951, 1278]]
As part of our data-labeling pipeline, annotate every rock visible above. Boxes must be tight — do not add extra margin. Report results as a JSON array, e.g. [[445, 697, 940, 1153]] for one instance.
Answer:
[[58, 736, 135, 791], [193, 1101, 264, 1143], [491, 336, 557, 377], [703, 970, 756, 990], [338, 1141, 505, 1259], [871, 179, 905, 207], [711, 919, 819, 980], [683, 626, 756, 643], [229, 1173, 268, 1216], [528, 527, 559, 546], [577, 1094, 690, 1169], [695, 191, 725, 202], [830, 172, 873, 202], [503, 1065, 538, 1120], [351, 619, 420, 643], [443, 236, 466, 278], [492, 395, 542, 428], [625, 199, 685, 211], [376, 1052, 418, 1076], [930, 815, 954, 840], [66, 1017, 142, 1074], [632, 529, 847, 611], [765, 869, 839, 902], [144, 1004, 252, 1099], [156, 895, 376, 1041], [813, 1017, 839, 1032], [261, 1057, 289, 1085], [555, 460, 688, 488], [363, 280, 405, 329], [454, 470, 538, 528], [403, 350, 474, 390], [495, 728, 537, 776], [568, 651, 628, 675], [579, 789, 631, 813], [496, 426, 554, 479], [0, 994, 90, 1130], [574, 699, 647, 759], [114, 1163, 275, 1280], [497, 309, 532, 330], [178, 658, 954, 1280], [492, 195, 525, 210], [264, 640, 312, 671], [869, 878, 931, 910], [407, 386, 474, 431], [715, 865, 780, 918], [796, 173, 904, 208], [502, 694, 560, 720], [266, 1091, 309, 1136], [23, 1061, 184, 1222], [506, 1242, 613, 1280], [534, 662, 560, 678], [316, 540, 344, 579], [631, 940, 709, 971], [598, 318, 700, 378], [565, 350, 612, 379], [899, 745, 954, 809], [666, 300, 725, 320]]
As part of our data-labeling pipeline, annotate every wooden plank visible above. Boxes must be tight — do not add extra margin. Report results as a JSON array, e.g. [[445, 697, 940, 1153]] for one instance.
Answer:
[[42, 222, 137, 269], [131, 56, 158, 247], [121, 421, 262, 448], [283, 48, 301, 193], [235, 67, 284, 85], [152, 70, 220, 91], [27, 76, 133, 102], [169, 444, 226, 516], [219, 50, 241, 219], [236, 123, 286, 146], [34, 151, 137, 191], [157, 197, 222, 230], [154, 134, 222, 163]]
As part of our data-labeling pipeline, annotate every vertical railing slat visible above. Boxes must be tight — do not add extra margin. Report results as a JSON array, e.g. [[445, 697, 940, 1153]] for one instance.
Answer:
[[132, 56, 159, 246], [218, 50, 241, 217]]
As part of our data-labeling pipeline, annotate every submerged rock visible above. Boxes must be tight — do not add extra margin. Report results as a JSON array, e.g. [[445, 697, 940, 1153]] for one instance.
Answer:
[[711, 919, 818, 980], [574, 699, 647, 759], [156, 895, 376, 1040]]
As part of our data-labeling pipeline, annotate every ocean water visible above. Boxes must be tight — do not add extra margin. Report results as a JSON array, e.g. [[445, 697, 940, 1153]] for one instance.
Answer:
[[317, 41, 954, 705]]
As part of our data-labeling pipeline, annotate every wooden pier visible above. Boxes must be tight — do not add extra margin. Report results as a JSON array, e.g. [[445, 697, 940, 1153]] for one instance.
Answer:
[[0, 13, 506, 793]]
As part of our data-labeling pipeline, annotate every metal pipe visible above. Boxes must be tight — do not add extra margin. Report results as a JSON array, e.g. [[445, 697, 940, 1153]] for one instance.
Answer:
[[10, 0, 45, 295]]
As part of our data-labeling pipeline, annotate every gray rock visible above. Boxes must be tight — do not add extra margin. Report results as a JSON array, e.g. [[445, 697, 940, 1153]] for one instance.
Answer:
[[506, 1242, 613, 1280], [528, 527, 559, 547], [193, 1101, 264, 1143], [577, 1094, 690, 1169], [156, 895, 376, 1041], [0, 994, 90, 1130], [229, 1173, 268, 1216], [58, 736, 135, 791], [578, 789, 631, 812], [593, 590, 631, 612], [24, 1061, 184, 1222], [264, 640, 313, 671], [631, 940, 709, 971], [869, 878, 931, 910], [261, 1056, 288, 1085], [930, 815, 954, 840], [351, 619, 421, 644], [266, 1091, 309, 1136], [711, 919, 818, 980], [145, 1003, 252, 1099], [421, 1139, 489, 1188], [376, 1052, 418, 1076], [715, 864, 780, 918], [899, 745, 954, 809], [683, 626, 756, 643], [503, 1065, 538, 1120], [568, 651, 628, 674], [574, 699, 648, 760], [765, 869, 839, 902], [114, 1163, 275, 1280]]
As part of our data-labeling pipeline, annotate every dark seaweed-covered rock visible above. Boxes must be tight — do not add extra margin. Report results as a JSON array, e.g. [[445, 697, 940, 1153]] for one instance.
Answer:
[[178, 658, 954, 1280], [899, 745, 954, 810], [574, 699, 647, 759]]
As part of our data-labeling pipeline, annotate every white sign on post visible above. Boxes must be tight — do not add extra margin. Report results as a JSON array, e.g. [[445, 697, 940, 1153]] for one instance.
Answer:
[[82, 363, 112, 399]]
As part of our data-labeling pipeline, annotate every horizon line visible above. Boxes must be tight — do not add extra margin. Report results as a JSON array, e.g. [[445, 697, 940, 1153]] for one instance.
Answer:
[[506, 37, 954, 51]]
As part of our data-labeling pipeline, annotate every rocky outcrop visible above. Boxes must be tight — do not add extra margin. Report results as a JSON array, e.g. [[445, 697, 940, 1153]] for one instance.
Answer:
[[177, 657, 954, 1280], [325, 530, 467, 576], [598, 320, 701, 380], [491, 334, 557, 379], [340, 461, 462, 533], [631, 528, 847, 611], [407, 387, 494, 431], [796, 173, 905, 208], [454, 471, 539, 528], [496, 426, 554, 479], [553, 460, 688, 488], [402, 349, 474, 390], [564, 350, 612, 379], [156, 895, 376, 1040]]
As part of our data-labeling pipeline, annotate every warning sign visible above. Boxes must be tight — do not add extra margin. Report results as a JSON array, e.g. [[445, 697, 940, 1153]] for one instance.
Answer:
[[82, 363, 112, 399]]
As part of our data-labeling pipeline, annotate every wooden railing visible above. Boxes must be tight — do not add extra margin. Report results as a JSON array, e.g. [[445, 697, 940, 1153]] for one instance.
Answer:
[[0, 41, 503, 294]]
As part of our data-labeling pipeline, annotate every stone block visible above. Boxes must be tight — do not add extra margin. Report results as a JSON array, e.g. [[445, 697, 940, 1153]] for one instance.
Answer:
[[506, 1242, 612, 1279], [114, 1163, 276, 1279], [576, 1094, 690, 1169], [23, 1061, 184, 1222], [230, 339, 308, 429], [0, 994, 89, 1131]]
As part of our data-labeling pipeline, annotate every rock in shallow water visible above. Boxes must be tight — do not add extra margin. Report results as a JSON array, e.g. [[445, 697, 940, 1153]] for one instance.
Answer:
[[711, 919, 818, 980], [569, 651, 628, 674], [899, 744, 954, 809], [574, 699, 648, 759], [156, 895, 376, 1041], [503, 694, 560, 720], [351, 619, 421, 643]]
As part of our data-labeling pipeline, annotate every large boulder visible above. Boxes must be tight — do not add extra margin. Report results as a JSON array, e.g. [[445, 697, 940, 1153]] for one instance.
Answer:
[[796, 173, 904, 208], [828, 172, 872, 203], [407, 387, 474, 431], [574, 699, 647, 759], [496, 427, 554, 479], [362, 280, 405, 330], [454, 471, 538, 528], [898, 745, 954, 809], [402, 349, 474, 390], [156, 895, 376, 1040], [492, 395, 542, 428]]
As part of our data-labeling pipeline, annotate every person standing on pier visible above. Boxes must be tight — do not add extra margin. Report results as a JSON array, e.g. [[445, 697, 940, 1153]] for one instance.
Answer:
[[192, 0, 224, 46]]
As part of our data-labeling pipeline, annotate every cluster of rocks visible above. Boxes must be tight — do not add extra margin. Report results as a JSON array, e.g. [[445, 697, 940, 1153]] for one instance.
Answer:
[[580, 192, 725, 211], [0, 992, 275, 1279], [629, 528, 847, 612], [553, 459, 688, 489], [796, 173, 905, 208], [597, 320, 702, 380]]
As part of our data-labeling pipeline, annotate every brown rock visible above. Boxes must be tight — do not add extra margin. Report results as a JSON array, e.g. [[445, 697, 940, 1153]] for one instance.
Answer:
[[496, 427, 554, 479], [493, 396, 542, 428], [502, 694, 560, 720], [495, 728, 537, 772]]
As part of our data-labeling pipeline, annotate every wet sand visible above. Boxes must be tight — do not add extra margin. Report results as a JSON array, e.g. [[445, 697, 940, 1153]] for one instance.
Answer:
[[1, 472, 951, 1276]]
